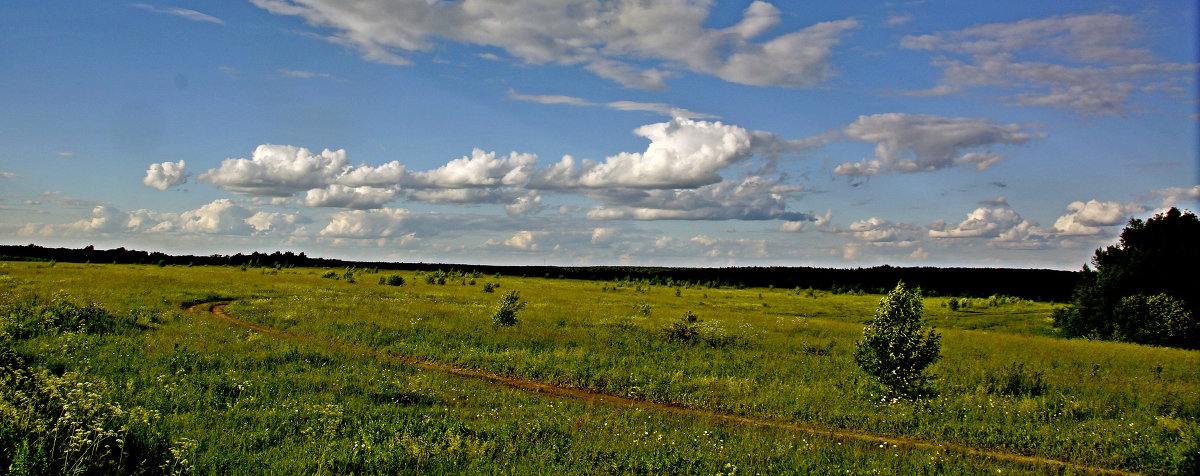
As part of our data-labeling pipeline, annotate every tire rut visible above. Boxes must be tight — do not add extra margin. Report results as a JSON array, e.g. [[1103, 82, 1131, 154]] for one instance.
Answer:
[[190, 302, 1140, 475]]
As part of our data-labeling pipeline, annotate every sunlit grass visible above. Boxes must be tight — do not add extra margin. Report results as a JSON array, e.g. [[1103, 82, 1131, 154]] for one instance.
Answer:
[[2, 261, 1196, 474]]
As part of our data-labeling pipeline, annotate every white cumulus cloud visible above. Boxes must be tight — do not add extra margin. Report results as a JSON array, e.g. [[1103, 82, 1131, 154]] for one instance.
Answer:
[[302, 185, 399, 209], [320, 208, 412, 238], [200, 145, 349, 197], [142, 160, 189, 190], [1053, 200, 1144, 236], [413, 149, 537, 188], [531, 117, 815, 190], [929, 207, 1023, 238]]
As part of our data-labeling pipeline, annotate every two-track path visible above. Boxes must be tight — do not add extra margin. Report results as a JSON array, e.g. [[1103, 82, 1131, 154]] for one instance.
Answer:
[[191, 302, 1138, 475]]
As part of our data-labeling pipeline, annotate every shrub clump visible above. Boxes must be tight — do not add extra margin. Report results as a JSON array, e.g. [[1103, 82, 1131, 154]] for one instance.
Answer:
[[491, 291, 524, 326], [378, 274, 405, 286], [854, 282, 941, 396], [663, 311, 701, 343]]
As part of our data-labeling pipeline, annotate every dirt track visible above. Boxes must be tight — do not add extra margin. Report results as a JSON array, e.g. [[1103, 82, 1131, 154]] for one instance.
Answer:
[[191, 302, 1139, 475]]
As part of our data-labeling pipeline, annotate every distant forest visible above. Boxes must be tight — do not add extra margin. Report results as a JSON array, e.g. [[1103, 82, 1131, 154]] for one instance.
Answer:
[[0, 244, 1079, 302]]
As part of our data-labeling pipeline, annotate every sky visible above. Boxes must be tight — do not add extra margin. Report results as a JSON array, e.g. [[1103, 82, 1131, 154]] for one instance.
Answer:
[[1, 1, 1197, 269]]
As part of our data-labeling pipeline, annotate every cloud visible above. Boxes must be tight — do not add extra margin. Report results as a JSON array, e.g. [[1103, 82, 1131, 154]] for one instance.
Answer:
[[320, 208, 412, 238], [302, 185, 398, 209], [279, 69, 335, 79], [142, 160, 188, 190], [1150, 185, 1200, 207], [507, 89, 716, 119], [199, 114, 822, 220], [1053, 200, 1144, 236], [44, 193, 102, 210], [130, 3, 224, 24], [507, 90, 593, 106], [200, 145, 349, 197], [249, 0, 858, 88], [833, 113, 1039, 176], [604, 101, 717, 120], [57, 152, 75, 158], [503, 230, 542, 250], [846, 217, 921, 243], [336, 161, 410, 187], [590, 227, 618, 245], [178, 199, 255, 234], [0, 172, 19, 179], [979, 196, 1009, 207], [245, 211, 312, 234], [928, 207, 1023, 238], [87, 204, 310, 237], [531, 117, 816, 190], [504, 193, 543, 217], [885, 13, 914, 28], [901, 12, 1198, 115], [582, 176, 810, 221], [413, 149, 537, 188], [70, 205, 127, 234]]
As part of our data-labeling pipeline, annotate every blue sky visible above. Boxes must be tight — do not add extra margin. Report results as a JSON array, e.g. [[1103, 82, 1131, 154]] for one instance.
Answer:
[[1, 1, 1196, 269]]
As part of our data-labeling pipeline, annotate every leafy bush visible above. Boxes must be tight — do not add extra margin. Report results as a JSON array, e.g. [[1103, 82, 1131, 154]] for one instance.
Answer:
[[663, 311, 701, 343], [1112, 293, 1195, 348], [321, 271, 338, 279], [378, 275, 405, 286], [854, 282, 941, 396], [491, 291, 524, 326], [482, 282, 496, 293]]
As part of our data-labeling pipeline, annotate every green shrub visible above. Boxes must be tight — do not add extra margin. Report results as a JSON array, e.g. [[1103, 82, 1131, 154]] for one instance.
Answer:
[[491, 291, 524, 326], [853, 282, 941, 396], [664, 311, 701, 343], [379, 275, 405, 286], [1113, 293, 1195, 348], [321, 271, 338, 279], [482, 283, 496, 293]]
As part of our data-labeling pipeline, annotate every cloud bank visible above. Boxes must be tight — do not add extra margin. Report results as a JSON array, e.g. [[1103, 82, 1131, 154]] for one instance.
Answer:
[[249, 0, 859, 89]]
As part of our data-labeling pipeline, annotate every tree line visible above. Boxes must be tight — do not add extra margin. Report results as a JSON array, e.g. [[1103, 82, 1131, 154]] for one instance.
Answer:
[[0, 243, 1079, 301]]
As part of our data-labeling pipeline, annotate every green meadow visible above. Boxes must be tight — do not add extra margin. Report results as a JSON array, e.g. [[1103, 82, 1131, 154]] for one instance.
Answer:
[[2, 261, 1197, 474]]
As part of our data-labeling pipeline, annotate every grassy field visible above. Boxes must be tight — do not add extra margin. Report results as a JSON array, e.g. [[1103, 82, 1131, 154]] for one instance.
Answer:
[[2, 261, 1197, 474]]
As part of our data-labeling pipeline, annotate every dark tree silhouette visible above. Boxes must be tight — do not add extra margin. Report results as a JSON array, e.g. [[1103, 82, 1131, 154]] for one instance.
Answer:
[[1054, 207, 1199, 348]]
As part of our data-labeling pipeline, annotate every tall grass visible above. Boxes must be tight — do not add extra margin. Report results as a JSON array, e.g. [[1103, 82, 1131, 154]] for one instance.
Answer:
[[2, 261, 1196, 474]]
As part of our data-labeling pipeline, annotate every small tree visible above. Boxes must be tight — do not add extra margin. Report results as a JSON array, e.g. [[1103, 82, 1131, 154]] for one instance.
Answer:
[[491, 290, 524, 326], [854, 282, 941, 396]]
